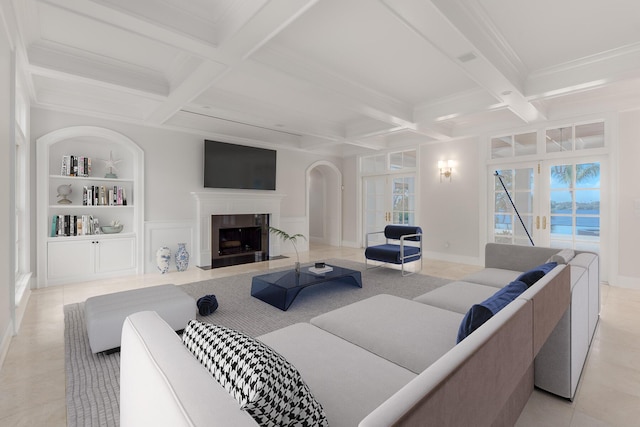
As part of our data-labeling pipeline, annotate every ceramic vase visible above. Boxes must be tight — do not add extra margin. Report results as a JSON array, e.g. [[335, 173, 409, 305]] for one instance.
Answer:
[[175, 243, 190, 272], [156, 246, 171, 274]]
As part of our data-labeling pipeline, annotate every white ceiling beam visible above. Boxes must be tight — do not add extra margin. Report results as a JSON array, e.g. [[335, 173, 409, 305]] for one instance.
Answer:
[[220, 0, 320, 59], [28, 42, 169, 96], [414, 89, 497, 123], [145, 60, 228, 125], [526, 43, 640, 99], [382, 0, 546, 124], [40, 0, 232, 62], [136, 0, 320, 125]]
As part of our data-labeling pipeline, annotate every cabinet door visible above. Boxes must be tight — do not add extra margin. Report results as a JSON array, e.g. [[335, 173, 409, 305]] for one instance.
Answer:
[[48, 240, 94, 280], [96, 237, 136, 274]]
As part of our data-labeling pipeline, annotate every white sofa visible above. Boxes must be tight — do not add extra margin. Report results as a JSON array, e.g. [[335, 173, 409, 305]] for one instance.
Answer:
[[120, 244, 597, 425]]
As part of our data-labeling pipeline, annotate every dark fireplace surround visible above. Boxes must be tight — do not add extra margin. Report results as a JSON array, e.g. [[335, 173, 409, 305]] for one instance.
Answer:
[[211, 214, 269, 268]]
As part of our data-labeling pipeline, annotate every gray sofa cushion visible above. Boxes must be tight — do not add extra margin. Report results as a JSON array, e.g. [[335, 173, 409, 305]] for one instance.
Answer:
[[258, 323, 416, 427], [310, 294, 463, 374], [413, 281, 498, 314], [461, 268, 522, 288]]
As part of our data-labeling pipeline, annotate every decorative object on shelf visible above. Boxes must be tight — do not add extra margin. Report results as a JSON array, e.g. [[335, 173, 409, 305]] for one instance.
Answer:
[[197, 294, 219, 316], [56, 184, 73, 204], [175, 243, 190, 272], [100, 220, 123, 234], [101, 150, 122, 179], [156, 246, 171, 274], [269, 226, 306, 274]]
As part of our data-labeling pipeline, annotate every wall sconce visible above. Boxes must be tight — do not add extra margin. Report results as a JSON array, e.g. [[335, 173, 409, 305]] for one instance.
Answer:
[[438, 160, 453, 182]]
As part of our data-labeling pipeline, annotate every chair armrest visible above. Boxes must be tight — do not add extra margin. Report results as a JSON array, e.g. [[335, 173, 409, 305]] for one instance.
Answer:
[[399, 233, 422, 256], [365, 230, 385, 247], [399, 233, 422, 242]]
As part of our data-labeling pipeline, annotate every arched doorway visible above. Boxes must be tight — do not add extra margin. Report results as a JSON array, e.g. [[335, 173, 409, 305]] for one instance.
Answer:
[[306, 161, 342, 247]]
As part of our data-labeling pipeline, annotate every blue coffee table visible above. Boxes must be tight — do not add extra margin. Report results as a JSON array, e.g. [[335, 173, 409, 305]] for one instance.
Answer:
[[251, 265, 362, 310]]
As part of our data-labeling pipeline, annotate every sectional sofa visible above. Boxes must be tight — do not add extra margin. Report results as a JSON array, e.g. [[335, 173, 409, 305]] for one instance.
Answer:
[[119, 243, 598, 426]]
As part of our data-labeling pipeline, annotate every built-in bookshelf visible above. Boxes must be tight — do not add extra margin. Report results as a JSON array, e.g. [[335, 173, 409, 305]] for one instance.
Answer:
[[37, 126, 144, 287]]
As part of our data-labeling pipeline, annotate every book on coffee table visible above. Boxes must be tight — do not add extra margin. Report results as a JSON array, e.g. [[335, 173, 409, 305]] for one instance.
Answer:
[[308, 265, 333, 274]]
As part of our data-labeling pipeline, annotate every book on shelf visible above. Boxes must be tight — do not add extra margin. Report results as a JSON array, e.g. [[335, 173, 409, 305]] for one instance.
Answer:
[[51, 214, 103, 236], [60, 154, 91, 177], [82, 185, 129, 206]]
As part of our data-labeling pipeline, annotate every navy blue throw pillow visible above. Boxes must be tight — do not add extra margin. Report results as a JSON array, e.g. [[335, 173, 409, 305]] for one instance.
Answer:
[[516, 262, 557, 287], [197, 294, 219, 316], [457, 280, 528, 343]]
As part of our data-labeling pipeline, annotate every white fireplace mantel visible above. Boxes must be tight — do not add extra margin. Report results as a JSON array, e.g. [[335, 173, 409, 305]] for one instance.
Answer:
[[191, 191, 287, 267]]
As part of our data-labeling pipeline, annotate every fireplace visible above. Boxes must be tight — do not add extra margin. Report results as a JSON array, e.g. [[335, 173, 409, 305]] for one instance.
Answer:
[[191, 191, 285, 268], [211, 214, 269, 268]]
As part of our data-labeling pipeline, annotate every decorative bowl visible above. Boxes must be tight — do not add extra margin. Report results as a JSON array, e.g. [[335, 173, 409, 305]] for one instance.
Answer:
[[101, 225, 123, 234]]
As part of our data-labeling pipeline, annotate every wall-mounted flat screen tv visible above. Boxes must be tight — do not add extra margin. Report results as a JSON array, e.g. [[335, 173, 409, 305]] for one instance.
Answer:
[[204, 140, 277, 190]]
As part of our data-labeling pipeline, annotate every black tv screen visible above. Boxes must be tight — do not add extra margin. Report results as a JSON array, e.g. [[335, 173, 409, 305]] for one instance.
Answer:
[[204, 140, 277, 190]]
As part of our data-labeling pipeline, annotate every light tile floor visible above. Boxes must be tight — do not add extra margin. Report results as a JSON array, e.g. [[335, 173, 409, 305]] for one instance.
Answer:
[[0, 245, 638, 426]]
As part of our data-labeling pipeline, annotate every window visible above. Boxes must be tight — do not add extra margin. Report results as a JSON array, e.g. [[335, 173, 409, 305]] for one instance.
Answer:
[[546, 122, 604, 153], [491, 131, 536, 159], [14, 83, 30, 304]]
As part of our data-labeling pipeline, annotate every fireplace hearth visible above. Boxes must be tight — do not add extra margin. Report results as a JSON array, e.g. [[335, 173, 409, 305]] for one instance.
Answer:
[[211, 214, 269, 268]]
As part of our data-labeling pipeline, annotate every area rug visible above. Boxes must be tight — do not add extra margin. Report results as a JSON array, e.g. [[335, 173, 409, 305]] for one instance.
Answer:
[[64, 259, 450, 427]]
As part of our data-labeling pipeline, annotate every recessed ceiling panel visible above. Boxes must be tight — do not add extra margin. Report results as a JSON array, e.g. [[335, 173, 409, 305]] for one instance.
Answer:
[[203, 67, 365, 125], [33, 75, 162, 120], [37, 2, 181, 74], [268, 0, 476, 104], [479, 0, 640, 71]]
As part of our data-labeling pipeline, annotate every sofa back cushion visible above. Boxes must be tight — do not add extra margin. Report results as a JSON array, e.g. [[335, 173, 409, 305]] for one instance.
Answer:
[[457, 280, 528, 343], [384, 225, 422, 241], [516, 262, 558, 287], [182, 320, 328, 427], [485, 243, 560, 271]]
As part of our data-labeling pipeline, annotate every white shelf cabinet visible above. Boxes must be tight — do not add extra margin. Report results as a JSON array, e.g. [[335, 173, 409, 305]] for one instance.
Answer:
[[37, 126, 144, 287], [47, 235, 136, 284]]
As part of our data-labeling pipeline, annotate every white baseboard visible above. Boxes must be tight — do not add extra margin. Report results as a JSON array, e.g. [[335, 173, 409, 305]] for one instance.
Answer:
[[610, 275, 640, 290], [340, 240, 360, 249]]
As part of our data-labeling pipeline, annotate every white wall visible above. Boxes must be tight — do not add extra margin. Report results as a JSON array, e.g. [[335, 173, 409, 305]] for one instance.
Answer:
[[418, 138, 482, 264], [616, 110, 640, 288]]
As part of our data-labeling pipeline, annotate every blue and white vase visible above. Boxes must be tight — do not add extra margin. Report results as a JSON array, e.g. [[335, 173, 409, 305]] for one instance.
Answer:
[[175, 243, 190, 272], [156, 246, 171, 274]]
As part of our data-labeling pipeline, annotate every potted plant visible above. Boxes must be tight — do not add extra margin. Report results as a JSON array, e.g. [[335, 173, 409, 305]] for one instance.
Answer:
[[269, 226, 306, 273]]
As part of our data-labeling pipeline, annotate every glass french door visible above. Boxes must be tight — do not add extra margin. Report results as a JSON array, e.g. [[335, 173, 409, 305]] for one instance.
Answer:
[[490, 159, 602, 253], [363, 174, 416, 245], [491, 164, 538, 246], [541, 159, 602, 253]]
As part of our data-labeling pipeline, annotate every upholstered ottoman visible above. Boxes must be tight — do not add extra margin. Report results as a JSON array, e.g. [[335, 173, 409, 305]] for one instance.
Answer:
[[85, 284, 196, 353]]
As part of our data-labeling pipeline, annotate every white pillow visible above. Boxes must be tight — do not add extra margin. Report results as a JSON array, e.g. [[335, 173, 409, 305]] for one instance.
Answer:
[[547, 248, 575, 264], [182, 320, 328, 427]]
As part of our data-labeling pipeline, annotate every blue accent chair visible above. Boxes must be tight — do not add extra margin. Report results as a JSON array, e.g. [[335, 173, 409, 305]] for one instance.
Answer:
[[364, 225, 423, 276]]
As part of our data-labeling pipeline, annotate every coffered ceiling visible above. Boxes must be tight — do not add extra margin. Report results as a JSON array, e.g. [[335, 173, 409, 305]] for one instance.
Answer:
[[10, 0, 640, 156]]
